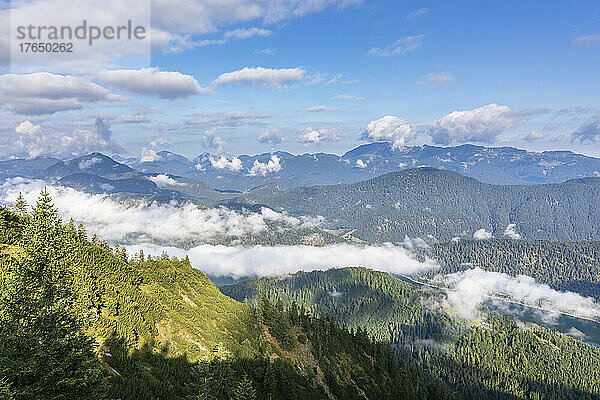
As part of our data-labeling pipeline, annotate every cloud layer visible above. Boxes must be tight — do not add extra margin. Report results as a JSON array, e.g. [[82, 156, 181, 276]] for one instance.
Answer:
[[0, 178, 322, 243], [124, 243, 437, 279], [438, 268, 600, 321]]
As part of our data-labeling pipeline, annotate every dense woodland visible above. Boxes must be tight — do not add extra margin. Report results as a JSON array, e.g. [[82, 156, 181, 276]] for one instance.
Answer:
[[0, 193, 451, 399], [423, 239, 600, 299], [236, 168, 600, 242], [223, 268, 600, 400]]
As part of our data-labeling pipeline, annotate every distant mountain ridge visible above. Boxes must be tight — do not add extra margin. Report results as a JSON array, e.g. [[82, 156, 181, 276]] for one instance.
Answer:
[[234, 167, 600, 242], [123, 142, 600, 190], [4, 143, 600, 192]]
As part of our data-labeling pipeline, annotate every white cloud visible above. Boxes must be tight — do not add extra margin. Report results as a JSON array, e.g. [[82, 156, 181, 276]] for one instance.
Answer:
[[11, 117, 123, 158], [213, 66, 305, 87], [368, 35, 424, 56], [223, 27, 272, 40], [248, 155, 282, 176], [0, 73, 119, 115], [428, 104, 536, 145], [473, 228, 492, 240], [125, 243, 437, 279], [140, 149, 163, 163], [356, 159, 367, 168], [299, 127, 342, 144], [503, 224, 521, 240], [79, 156, 102, 170], [148, 174, 188, 188], [437, 268, 600, 321], [571, 115, 600, 144], [150, 137, 172, 148], [306, 105, 337, 112], [361, 116, 414, 149], [202, 129, 226, 152], [406, 8, 428, 20], [97, 68, 210, 98], [522, 130, 544, 142], [332, 94, 364, 101], [0, 178, 322, 244], [210, 156, 243, 171], [572, 34, 600, 46], [258, 128, 285, 144], [416, 72, 456, 88]]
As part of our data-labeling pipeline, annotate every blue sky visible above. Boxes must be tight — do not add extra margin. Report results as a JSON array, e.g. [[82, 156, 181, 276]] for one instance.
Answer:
[[1, 0, 600, 159]]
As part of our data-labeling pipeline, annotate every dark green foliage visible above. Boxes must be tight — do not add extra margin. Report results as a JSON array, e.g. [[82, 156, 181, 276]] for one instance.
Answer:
[[0, 192, 106, 400], [236, 168, 600, 242], [425, 239, 600, 299], [223, 267, 600, 400], [0, 196, 452, 400]]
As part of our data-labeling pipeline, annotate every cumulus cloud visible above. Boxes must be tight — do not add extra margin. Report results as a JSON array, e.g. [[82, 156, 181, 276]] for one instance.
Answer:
[[299, 127, 342, 144], [202, 129, 226, 152], [248, 155, 282, 176], [368, 35, 424, 56], [437, 268, 600, 321], [139, 149, 162, 163], [416, 72, 456, 88], [473, 228, 492, 240], [428, 104, 540, 145], [150, 137, 172, 148], [213, 66, 305, 87], [12, 117, 123, 158], [258, 128, 285, 144], [0, 73, 119, 115], [571, 115, 600, 144], [210, 156, 243, 171], [148, 174, 187, 188], [124, 243, 437, 279], [361, 116, 415, 149], [503, 224, 521, 240], [0, 178, 322, 244], [97, 68, 210, 98]]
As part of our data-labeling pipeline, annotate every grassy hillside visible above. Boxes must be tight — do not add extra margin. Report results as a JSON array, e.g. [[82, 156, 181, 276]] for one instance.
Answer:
[[0, 196, 452, 399], [234, 167, 600, 242], [222, 267, 600, 400]]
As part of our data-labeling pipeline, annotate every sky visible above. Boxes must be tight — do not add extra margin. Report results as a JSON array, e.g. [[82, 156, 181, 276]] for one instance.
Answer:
[[1, 0, 600, 159]]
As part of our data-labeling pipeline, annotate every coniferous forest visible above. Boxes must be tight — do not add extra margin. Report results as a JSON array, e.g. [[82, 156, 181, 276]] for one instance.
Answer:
[[0, 193, 454, 400]]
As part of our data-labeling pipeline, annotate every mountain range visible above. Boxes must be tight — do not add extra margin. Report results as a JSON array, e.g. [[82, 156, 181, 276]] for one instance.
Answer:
[[4, 142, 600, 192]]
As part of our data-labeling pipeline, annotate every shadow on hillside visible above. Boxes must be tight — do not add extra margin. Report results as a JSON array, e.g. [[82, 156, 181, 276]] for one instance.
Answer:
[[101, 335, 324, 400]]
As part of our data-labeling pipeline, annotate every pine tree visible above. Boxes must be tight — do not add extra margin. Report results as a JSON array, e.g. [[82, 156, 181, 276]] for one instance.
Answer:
[[231, 376, 256, 400], [0, 190, 106, 399], [12, 193, 27, 216]]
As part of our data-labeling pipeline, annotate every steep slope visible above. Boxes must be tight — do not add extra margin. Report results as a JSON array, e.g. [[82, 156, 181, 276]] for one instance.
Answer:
[[0, 203, 452, 400], [235, 167, 600, 241], [223, 267, 600, 400]]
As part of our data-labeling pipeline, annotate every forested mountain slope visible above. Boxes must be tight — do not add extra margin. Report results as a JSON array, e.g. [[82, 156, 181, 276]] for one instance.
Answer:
[[0, 196, 451, 400], [235, 168, 600, 242], [223, 267, 600, 400], [423, 239, 600, 299]]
